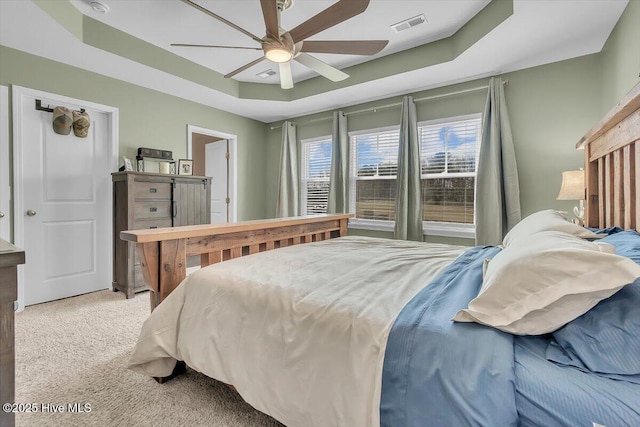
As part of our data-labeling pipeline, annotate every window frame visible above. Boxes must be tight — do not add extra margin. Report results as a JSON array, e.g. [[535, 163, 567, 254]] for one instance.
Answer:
[[419, 113, 482, 239], [346, 115, 482, 239], [348, 125, 400, 231], [300, 135, 332, 215]]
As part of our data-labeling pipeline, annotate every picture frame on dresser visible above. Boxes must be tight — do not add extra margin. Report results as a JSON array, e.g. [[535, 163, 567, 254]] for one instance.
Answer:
[[122, 156, 134, 171], [178, 159, 193, 175]]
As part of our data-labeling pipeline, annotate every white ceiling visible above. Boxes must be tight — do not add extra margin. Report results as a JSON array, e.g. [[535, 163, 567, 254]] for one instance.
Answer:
[[67, 0, 491, 84], [0, 0, 628, 123]]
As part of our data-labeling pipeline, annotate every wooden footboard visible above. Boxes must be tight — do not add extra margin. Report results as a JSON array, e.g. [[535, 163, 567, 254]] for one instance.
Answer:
[[121, 214, 352, 311]]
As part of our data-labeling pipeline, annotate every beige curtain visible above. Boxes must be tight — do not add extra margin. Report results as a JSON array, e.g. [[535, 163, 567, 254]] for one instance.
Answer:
[[394, 96, 423, 241], [328, 111, 349, 213], [475, 77, 521, 245], [276, 121, 300, 217]]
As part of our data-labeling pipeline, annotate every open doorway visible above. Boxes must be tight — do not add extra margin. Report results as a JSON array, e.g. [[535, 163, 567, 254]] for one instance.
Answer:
[[187, 125, 237, 223]]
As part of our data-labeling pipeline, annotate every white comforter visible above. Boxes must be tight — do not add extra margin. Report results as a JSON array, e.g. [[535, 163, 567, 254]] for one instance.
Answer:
[[128, 236, 464, 427]]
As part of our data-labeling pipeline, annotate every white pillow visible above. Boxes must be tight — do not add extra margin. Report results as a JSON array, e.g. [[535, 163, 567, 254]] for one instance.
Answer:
[[453, 231, 640, 335], [503, 209, 601, 247]]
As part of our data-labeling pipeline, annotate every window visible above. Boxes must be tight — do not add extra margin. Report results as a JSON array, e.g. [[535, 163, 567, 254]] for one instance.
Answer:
[[301, 137, 332, 215], [420, 114, 482, 230], [348, 115, 482, 237], [349, 127, 400, 227]]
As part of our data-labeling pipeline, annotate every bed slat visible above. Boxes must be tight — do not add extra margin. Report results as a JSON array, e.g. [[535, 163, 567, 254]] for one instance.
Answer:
[[585, 151, 599, 227], [613, 150, 624, 226], [598, 157, 605, 228], [605, 154, 614, 226], [623, 144, 636, 229], [230, 247, 242, 259], [201, 251, 222, 267]]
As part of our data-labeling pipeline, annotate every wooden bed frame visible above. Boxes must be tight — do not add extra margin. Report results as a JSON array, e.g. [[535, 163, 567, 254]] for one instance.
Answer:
[[578, 81, 640, 231], [121, 214, 352, 311]]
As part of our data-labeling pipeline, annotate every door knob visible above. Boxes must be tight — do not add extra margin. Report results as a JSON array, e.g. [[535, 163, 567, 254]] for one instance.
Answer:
[[0, 211, 4, 218], [26, 209, 37, 216]]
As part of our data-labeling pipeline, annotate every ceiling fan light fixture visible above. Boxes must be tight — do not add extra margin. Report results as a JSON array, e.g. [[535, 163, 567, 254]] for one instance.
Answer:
[[264, 45, 292, 63]]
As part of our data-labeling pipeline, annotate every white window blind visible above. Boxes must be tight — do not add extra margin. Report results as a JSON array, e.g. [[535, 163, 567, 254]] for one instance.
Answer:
[[301, 137, 332, 215], [419, 114, 482, 224], [349, 129, 400, 221]]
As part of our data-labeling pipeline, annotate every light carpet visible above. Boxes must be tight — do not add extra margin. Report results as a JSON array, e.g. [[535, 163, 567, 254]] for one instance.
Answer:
[[14, 290, 283, 427]]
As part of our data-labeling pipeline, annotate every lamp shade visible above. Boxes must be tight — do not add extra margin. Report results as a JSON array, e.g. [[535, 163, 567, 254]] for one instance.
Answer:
[[557, 170, 585, 200]]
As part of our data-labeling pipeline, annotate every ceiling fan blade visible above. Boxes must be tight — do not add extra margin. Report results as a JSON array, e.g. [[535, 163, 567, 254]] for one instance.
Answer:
[[288, 0, 370, 43], [260, 0, 279, 39], [294, 53, 348, 82], [180, 0, 263, 44], [300, 40, 388, 55], [224, 56, 266, 78], [279, 62, 294, 90], [171, 43, 262, 50]]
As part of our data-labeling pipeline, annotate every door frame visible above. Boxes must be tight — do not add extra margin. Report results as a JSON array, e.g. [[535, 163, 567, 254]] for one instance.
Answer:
[[0, 86, 10, 242], [187, 124, 237, 222], [12, 85, 119, 311]]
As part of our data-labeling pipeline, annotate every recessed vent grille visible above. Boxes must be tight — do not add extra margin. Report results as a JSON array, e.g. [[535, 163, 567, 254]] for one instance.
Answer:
[[391, 14, 426, 33], [256, 69, 277, 78]]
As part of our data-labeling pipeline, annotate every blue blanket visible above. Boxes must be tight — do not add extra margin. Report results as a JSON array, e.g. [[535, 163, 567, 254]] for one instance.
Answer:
[[515, 337, 640, 427], [380, 246, 518, 427]]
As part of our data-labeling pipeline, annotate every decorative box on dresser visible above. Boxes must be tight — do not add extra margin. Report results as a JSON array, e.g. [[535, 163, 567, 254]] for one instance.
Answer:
[[0, 239, 24, 427], [112, 172, 211, 298]]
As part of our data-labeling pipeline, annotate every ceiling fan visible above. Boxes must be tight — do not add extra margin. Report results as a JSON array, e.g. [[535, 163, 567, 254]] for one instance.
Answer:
[[172, 0, 389, 89]]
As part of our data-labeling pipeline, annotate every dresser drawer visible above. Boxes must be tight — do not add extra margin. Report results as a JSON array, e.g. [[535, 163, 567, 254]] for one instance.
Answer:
[[132, 218, 173, 230], [133, 182, 171, 200], [133, 201, 172, 219]]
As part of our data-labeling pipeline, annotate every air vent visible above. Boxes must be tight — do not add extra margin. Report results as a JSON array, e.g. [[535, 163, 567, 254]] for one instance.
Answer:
[[256, 69, 277, 79], [390, 14, 426, 33]]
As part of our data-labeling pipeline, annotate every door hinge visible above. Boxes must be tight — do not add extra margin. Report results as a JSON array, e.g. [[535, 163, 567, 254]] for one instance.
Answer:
[[225, 197, 230, 204], [225, 152, 230, 160]]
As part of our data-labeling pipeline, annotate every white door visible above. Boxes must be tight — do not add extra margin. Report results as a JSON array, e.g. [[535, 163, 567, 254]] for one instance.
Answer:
[[14, 88, 116, 306], [206, 139, 229, 223], [0, 86, 10, 241]]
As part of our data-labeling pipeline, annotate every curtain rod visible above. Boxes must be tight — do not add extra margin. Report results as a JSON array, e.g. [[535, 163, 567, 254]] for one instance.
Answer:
[[269, 79, 509, 130]]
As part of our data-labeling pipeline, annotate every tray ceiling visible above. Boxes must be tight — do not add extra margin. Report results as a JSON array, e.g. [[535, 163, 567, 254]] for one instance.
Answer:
[[0, 0, 628, 122]]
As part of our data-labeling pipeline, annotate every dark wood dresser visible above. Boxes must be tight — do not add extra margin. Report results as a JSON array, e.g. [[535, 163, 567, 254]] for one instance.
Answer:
[[112, 172, 211, 298], [0, 239, 24, 427]]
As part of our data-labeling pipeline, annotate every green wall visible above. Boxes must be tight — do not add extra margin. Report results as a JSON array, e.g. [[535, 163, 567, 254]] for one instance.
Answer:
[[600, 0, 640, 112], [266, 54, 602, 245], [0, 46, 268, 220]]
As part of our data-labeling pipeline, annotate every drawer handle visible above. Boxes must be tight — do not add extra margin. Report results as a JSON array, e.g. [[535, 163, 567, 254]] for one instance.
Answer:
[[149, 207, 157, 213], [149, 188, 157, 193], [150, 226, 158, 229]]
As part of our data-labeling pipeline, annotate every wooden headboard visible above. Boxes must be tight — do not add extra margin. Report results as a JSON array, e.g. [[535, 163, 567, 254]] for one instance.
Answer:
[[578, 81, 640, 231]]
